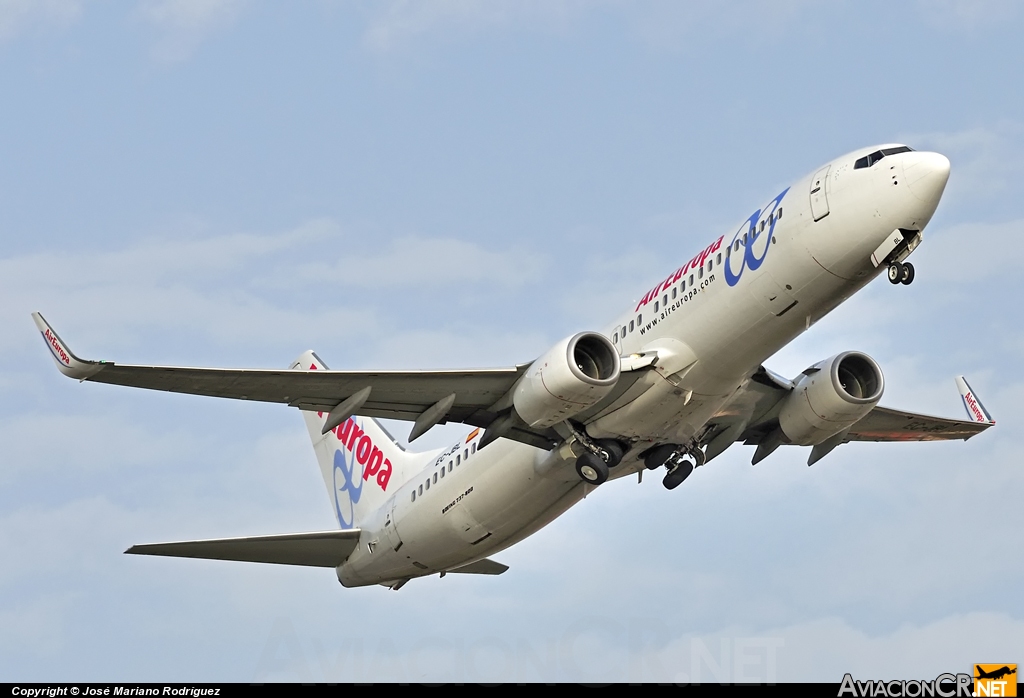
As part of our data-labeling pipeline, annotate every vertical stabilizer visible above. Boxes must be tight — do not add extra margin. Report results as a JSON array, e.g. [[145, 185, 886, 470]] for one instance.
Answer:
[[291, 351, 418, 529]]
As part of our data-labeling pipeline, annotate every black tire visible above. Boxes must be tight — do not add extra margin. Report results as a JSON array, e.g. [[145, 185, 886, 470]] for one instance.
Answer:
[[887, 263, 902, 284], [576, 452, 609, 485], [900, 261, 915, 285], [595, 439, 625, 468], [663, 461, 694, 490], [644, 444, 678, 470]]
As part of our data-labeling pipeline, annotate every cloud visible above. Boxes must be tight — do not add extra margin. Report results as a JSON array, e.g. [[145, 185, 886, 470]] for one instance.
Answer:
[[0, 0, 80, 42], [361, 0, 586, 53], [903, 122, 1024, 212], [138, 0, 244, 62], [2, 219, 552, 363], [915, 0, 1021, 28]]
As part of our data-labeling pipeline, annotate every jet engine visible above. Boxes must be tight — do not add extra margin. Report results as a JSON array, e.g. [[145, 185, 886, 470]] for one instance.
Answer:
[[778, 351, 884, 446], [513, 332, 620, 428]]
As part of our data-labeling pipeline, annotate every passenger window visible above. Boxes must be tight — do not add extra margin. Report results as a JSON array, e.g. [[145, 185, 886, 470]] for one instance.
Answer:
[[689, 274, 694, 285], [671, 287, 677, 299], [734, 240, 739, 252], [448, 462, 453, 472], [457, 454, 461, 465], [654, 301, 659, 312], [440, 467, 444, 479], [418, 484, 423, 495], [411, 491, 416, 502], [698, 266, 703, 279], [707, 260, 712, 273], [433, 473, 437, 484], [716, 253, 722, 265], [464, 449, 469, 460], [778, 207, 783, 219], [629, 320, 634, 331], [471, 443, 476, 454], [425, 479, 430, 490], [759, 220, 765, 232], [638, 314, 642, 324], [613, 331, 618, 343]]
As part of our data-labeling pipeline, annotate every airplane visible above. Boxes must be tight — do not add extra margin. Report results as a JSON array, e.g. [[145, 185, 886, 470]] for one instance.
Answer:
[[33, 143, 995, 590], [975, 666, 1016, 681]]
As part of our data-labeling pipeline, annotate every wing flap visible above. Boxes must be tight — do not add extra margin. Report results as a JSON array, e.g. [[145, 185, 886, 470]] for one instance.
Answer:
[[32, 312, 540, 438], [449, 558, 509, 575], [125, 530, 362, 568], [846, 406, 992, 442]]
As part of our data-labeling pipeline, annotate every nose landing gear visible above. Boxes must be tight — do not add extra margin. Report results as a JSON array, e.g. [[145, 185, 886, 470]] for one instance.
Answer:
[[887, 261, 915, 285]]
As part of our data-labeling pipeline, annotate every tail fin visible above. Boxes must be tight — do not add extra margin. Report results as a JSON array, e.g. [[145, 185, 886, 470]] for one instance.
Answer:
[[291, 351, 417, 529], [955, 376, 994, 424]]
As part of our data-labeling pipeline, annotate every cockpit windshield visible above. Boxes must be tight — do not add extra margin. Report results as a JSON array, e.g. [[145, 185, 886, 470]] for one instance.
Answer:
[[854, 146, 914, 169]]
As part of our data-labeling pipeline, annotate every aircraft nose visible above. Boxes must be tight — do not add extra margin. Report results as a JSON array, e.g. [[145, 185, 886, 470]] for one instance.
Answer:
[[902, 151, 951, 204]]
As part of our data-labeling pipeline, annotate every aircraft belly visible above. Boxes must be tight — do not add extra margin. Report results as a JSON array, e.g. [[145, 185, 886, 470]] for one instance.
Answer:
[[341, 440, 581, 585]]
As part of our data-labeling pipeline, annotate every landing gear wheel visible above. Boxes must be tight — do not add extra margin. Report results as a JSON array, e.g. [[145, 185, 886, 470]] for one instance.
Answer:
[[887, 263, 903, 284], [644, 444, 678, 470], [663, 461, 694, 490], [900, 261, 915, 285], [576, 452, 609, 485], [595, 439, 625, 468]]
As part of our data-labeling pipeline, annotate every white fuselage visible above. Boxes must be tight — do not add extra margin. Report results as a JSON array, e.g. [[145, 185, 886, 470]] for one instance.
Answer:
[[339, 145, 951, 588]]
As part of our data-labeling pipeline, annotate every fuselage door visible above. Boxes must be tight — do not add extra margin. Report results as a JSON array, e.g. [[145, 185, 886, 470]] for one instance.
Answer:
[[384, 499, 403, 552], [810, 165, 831, 221]]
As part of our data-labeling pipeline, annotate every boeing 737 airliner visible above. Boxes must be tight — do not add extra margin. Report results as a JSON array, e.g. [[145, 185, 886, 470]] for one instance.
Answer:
[[33, 143, 994, 589]]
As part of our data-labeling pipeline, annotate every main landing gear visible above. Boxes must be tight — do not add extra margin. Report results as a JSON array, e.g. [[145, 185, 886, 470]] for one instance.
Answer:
[[644, 443, 705, 490], [574, 438, 626, 486], [887, 261, 915, 285]]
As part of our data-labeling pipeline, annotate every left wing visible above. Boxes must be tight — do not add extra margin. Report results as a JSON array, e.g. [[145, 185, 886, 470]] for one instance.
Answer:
[[845, 405, 991, 442], [126, 530, 362, 567], [705, 365, 993, 464]]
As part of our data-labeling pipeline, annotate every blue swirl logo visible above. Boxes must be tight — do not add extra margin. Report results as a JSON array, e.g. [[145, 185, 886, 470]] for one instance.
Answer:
[[332, 446, 363, 529], [725, 187, 789, 287]]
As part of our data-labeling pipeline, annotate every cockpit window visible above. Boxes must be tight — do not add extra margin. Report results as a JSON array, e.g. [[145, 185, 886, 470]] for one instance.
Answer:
[[854, 146, 914, 169]]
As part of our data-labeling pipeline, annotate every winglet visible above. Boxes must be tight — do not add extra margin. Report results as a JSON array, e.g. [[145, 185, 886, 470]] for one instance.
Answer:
[[31, 312, 106, 380], [955, 376, 994, 424]]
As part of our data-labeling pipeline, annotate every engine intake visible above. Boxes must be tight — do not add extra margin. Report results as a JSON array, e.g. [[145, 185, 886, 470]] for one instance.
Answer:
[[513, 332, 620, 428], [778, 351, 884, 446]]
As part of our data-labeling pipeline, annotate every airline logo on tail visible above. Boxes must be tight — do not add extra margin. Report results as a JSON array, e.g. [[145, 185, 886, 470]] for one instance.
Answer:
[[321, 416, 394, 529]]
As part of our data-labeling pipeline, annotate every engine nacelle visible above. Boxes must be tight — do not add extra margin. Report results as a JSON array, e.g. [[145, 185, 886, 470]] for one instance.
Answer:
[[513, 332, 620, 428], [778, 351, 884, 446]]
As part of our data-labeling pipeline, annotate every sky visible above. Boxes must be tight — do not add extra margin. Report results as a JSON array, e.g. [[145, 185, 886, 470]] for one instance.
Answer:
[[1, 0, 1023, 684]]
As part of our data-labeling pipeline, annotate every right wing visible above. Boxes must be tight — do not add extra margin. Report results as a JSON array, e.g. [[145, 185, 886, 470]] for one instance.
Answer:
[[32, 312, 554, 448], [33, 312, 656, 450]]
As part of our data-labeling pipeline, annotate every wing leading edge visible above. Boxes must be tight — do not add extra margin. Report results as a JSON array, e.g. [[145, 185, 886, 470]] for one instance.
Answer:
[[707, 365, 993, 464], [31, 312, 559, 448]]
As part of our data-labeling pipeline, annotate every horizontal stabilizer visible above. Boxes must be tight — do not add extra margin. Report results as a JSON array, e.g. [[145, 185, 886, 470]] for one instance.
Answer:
[[125, 529, 361, 568], [449, 558, 509, 575]]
